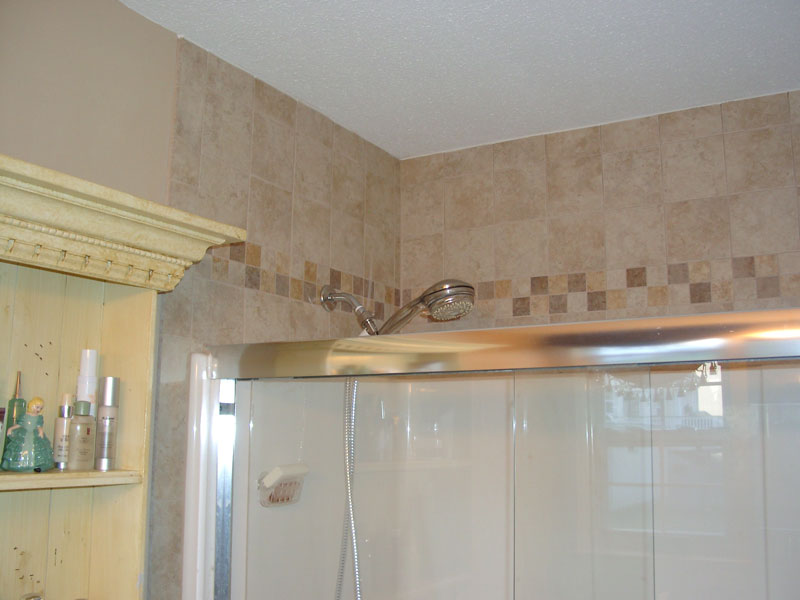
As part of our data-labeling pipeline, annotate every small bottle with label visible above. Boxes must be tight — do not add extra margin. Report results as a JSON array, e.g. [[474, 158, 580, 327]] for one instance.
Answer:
[[95, 377, 119, 471], [53, 393, 74, 471], [67, 401, 95, 470]]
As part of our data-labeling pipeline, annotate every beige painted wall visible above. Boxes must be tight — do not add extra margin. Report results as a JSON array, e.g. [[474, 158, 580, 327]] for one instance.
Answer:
[[0, 0, 177, 205]]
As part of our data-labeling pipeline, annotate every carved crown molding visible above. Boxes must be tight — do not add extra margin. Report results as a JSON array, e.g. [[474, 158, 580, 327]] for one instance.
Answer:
[[0, 154, 245, 291]]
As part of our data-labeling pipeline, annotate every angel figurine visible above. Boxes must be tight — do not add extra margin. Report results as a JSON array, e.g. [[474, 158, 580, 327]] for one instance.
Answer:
[[1, 396, 54, 472]]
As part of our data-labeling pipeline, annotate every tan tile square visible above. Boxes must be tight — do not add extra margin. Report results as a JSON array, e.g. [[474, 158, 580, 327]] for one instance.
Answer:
[[493, 163, 547, 222], [668, 283, 690, 305], [297, 102, 333, 148], [401, 181, 445, 240], [331, 211, 365, 277], [493, 135, 546, 169], [495, 297, 513, 317], [779, 252, 800, 275], [586, 271, 606, 292], [605, 206, 665, 268], [444, 227, 494, 282], [567, 292, 587, 313], [647, 264, 668, 286], [755, 254, 780, 277], [196, 156, 249, 228], [733, 277, 757, 300], [444, 173, 493, 230], [756, 276, 780, 298], [442, 146, 493, 178], [546, 126, 601, 158], [688, 261, 710, 283], [711, 280, 733, 303], [530, 295, 549, 314], [721, 93, 790, 131], [260, 269, 276, 294], [732, 256, 755, 278], [606, 288, 627, 309], [667, 263, 689, 284], [332, 151, 365, 219], [294, 135, 332, 205], [292, 196, 331, 267], [246, 244, 261, 267], [659, 105, 722, 142], [477, 281, 495, 300], [401, 234, 443, 289], [495, 220, 547, 278], [665, 198, 731, 262], [341, 272, 353, 293], [724, 126, 794, 193], [601, 116, 659, 153], [549, 294, 567, 314], [333, 124, 364, 163], [495, 279, 512, 298], [729, 188, 800, 256], [627, 287, 647, 308], [400, 154, 443, 187], [512, 277, 530, 297], [547, 155, 603, 214], [531, 276, 549, 295], [606, 269, 627, 289], [662, 135, 726, 201], [248, 177, 292, 253], [171, 134, 200, 187], [201, 91, 253, 171], [780, 273, 800, 296], [648, 286, 668, 306], [276, 251, 290, 275], [710, 259, 733, 281], [602, 148, 662, 209], [790, 91, 800, 123], [548, 274, 568, 294], [254, 79, 296, 127]]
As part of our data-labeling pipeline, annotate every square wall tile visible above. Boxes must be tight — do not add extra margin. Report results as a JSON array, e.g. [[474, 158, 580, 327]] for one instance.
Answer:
[[547, 154, 603, 214], [601, 116, 659, 153], [661, 135, 726, 201], [401, 181, 444, 241], [248, 177, 292, 253], [721, 93, 790, 131], [444, 227, 495, 282], [493, 135, 546, 169], [665, 197, 731, 262], [605, 206, 665, 269], [548, 212, 606, 273], [495, 219, 548, 279], [332, 151, 365, 219], [729, 188, 800, 256], [659, 105, 722, 142], [402, 234, 443, 289], [252, 112, 294, 192], [602, 148, 662, 209], [444, 173, 493, 230], [493, 162, 547, 222], [546, 126, 601, 158], [724, 126, 794, 193], [254, 79, 296, 128]]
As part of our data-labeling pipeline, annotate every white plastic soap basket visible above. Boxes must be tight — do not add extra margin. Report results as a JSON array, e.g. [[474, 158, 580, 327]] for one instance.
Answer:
[[258, 463, 309, 507]]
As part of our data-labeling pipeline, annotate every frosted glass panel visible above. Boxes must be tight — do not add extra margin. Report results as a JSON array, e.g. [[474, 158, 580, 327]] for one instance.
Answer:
[[243, 374, 513, 600], [515, 369, 654, 600]]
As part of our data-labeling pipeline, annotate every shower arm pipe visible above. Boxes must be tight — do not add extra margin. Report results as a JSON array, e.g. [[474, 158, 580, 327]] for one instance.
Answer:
[[320, 285, 379, 335]]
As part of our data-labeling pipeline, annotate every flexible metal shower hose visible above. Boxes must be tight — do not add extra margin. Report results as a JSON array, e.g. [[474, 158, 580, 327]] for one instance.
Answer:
[[335, 377, 363, 600]]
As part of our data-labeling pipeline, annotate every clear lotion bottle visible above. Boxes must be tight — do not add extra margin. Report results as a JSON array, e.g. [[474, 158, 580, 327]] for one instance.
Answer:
[[67, 401, 95, 470], [95, 377, 119, 471], [53, 393, 74, 471]]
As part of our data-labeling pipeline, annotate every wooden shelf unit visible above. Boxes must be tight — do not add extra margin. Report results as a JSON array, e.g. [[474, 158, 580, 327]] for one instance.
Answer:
[[0, 155, 245, 600]]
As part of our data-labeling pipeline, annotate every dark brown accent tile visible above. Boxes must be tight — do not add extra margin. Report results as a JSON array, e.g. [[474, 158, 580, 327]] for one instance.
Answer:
[[587, 290, 606, 311], [477, 281, 495, 300], [374, 301, 385, 320], [549, 294, 567, 314], [732, 256, 756, 278], [304, 260, 317, 283], [353, 276, 364, 296], [402, 289, 413, 304], [513, 297, 531, 316], [756, 276, 780, 298], [229, 242, 246, 263], [689, 282, 712, 303], [568, 272, 587, 293], [394, 288, 401, 306], [290, 278, 303, 300], [667, 262, 689, 284], [275, 273, 290, 297], [303, 281, 316, 302], [495, 279, 512, 298], [626, 267, 647, 287], [276, 251, 290, 275], [530, 276, 549, 295], [329, 268, 342, 289], [245, 265, 261, 289], [245, 243, 261, 267]]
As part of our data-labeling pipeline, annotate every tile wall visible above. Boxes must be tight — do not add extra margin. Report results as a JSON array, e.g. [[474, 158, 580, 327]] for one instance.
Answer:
[[399, 90, 800, 332], [148, 39, 400, 598]]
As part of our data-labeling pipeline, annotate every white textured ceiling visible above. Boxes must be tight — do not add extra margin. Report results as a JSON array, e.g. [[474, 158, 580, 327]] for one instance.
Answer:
[[120, 0, 800, 159]]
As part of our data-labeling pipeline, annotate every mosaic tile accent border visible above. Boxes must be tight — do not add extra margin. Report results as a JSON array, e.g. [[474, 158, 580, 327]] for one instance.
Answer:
[[211, 242, 400, 319], [401, 253, 800, 327]]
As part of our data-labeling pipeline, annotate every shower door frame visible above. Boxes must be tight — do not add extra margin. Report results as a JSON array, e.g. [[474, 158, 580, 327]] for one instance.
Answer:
[[203, 308, 800, 599]]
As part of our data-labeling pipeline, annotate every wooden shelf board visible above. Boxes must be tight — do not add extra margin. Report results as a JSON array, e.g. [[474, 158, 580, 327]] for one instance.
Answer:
[[0, 469, 142, 491]]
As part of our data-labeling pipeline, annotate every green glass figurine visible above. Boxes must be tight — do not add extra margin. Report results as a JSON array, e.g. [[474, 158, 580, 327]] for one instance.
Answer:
[[1, 396, 54, 472]]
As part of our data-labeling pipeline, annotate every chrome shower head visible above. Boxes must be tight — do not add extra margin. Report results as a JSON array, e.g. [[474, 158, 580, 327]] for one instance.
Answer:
[[379, 279, 475, 335]]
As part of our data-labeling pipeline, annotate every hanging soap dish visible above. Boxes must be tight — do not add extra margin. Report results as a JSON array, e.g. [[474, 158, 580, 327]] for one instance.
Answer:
[[258, 463, 309, 507]]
